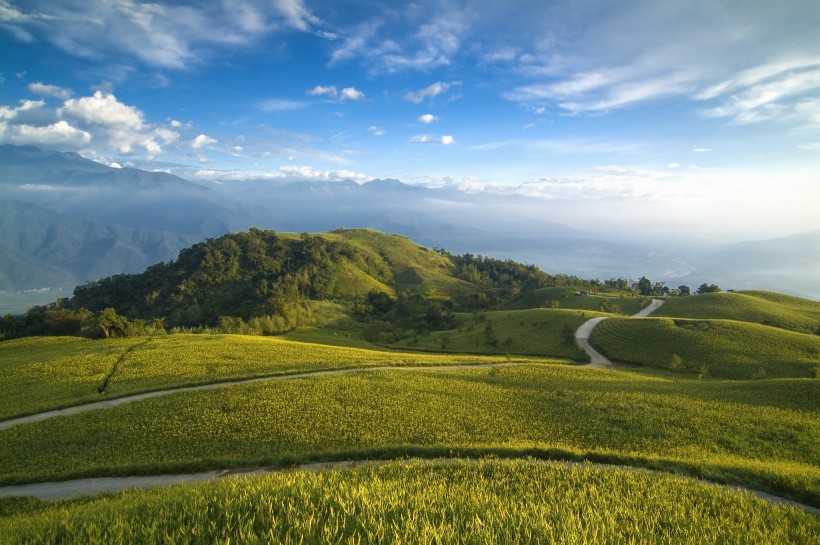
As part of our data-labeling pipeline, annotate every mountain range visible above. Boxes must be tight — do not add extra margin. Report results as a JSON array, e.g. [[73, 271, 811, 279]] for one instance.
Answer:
[[0, 144, 817, 304]]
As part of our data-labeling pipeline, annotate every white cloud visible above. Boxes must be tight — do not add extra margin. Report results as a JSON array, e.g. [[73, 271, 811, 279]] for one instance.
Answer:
[[278, 165, 371, 182], [417, 113, 439, 124], [699, 66, 820, 123], [27, 82, 72, 100], [0, 91, 178, 159], [412, 134, 455, 145], [60, 91, 144, 128], [668, 162, 680, 169], [340, 87, 365, 101], [693, 148, 712, 152], [1, 0, 318, 69], [307, 85, 365, 102], [308, 85, 337, 97], [0, 120, 91, 148], [190, 134, 217, 149], [368, 126, 385, 136], [404, 81, 460, 104], [329, 11, 467, 73]]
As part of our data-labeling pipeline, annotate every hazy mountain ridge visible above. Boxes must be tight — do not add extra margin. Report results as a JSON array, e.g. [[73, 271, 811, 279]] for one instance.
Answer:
[[0, 145, 817, 300], [0, 199, 200, 292]]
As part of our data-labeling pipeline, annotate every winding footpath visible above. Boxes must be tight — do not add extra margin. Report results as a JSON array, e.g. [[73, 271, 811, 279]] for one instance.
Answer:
[[0, 362, 526, 432], [0, 458, 817, 516], [576, 298, 665, 367]]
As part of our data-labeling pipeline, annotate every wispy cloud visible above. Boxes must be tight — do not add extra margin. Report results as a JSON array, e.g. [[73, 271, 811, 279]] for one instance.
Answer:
[[417, 113, 439, 124], [0, 0, 319, 69], [404, 81, 461, 104], [27, 82, 72, 100], [258, 98, 306, 112], [412, 134, 455, 145], [329, 9, 468, 73]]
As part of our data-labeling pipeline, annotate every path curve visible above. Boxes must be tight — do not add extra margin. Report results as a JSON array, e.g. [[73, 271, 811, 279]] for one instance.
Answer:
[[0, 362, 526, 432], [0, 457, 816, 516], [576, 298, 665, 367]]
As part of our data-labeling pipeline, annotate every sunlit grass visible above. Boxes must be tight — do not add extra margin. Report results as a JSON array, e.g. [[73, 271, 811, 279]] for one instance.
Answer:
[[1, 364, 817, 504], [2, 459, 817, 545], [591, 317, 820, 379]]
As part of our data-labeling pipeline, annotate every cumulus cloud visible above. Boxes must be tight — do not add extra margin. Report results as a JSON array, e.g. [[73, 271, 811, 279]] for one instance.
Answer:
[[190, 134, 217, 149], [0, 90, 178, 159], [339, 87, 365, 101], [417, 113, 439, 124], [368, 126, 385, 136], [27, 82, 72, 100], [0, 120, 92, 148], [404, 81, 461, 104], [307, 85, 365, 101]]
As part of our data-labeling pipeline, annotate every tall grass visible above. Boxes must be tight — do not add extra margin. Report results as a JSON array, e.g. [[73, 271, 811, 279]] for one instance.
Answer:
[[1, 364, 817, 503], [0, 335, 549, 420], [1, 460, 816, 544]]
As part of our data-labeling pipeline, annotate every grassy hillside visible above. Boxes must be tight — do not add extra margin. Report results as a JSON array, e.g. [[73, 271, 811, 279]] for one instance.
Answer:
[[1, 364, 817, 504], [2, 460, 816, 544], [590, 318, 820, 379], [390, 308, 596, 361], [0, 335, 548, 420], [501, 286, 646, 315], [655, 291, 820, 334]]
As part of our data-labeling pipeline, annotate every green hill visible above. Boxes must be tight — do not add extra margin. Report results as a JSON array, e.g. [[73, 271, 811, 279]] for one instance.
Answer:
[[655, 291, 820, 334], [590, 317, 820, 379]]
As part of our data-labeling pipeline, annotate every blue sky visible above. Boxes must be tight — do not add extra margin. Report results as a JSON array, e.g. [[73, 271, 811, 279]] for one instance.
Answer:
[[2, 0, 819, 241]]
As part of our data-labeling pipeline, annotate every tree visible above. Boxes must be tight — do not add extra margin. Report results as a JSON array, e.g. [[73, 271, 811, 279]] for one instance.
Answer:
[[95, 308, 128, 339], [696, 365, 709, 381], [637, 276, 653, 296], [667, 354, 684, 378], [697, 283, 721, 294], [678, 285, 691, 297]]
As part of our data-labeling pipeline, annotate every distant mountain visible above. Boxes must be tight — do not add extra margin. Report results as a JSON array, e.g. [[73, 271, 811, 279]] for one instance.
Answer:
[[0, 144, 253, 235], [1, 145, 817, 300], [0, 199, 200, 292]]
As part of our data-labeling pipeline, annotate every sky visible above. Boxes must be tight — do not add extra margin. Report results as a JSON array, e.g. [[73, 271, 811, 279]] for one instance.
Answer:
[[1, 0, 819, 242]]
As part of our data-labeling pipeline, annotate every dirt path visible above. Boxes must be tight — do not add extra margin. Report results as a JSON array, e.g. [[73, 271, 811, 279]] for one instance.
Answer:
[[575, 298, 665, 367], [0, 457, 816, 516], [0, 362, 526, 432]]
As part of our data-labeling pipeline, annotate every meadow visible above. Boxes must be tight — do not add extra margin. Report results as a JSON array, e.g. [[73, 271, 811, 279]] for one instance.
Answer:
[[655, 291, 820, 334], [590, 317, 820, 379], [390, 308, 597, 360], [1, 459, 817, 544], [1, 364, 817, 505], [0, 334, 548, 420]]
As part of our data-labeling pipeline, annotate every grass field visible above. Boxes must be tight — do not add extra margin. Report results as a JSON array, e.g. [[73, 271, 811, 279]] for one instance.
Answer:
[[656, 291, 820, 334], [1, 364, 817, 504], [390, 308, 597, 360], [590, 317, 820, 379], [1, 459, 816, 544], [0, 335, 549, 420]]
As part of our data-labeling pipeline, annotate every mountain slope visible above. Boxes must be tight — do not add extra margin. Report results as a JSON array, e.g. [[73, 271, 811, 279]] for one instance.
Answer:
[[0, 200, 200, 291]]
